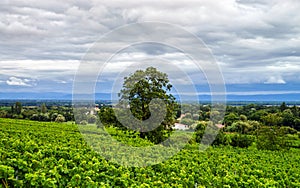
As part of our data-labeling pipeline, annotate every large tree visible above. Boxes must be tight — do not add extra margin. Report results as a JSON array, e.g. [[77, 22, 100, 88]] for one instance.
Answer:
[[117, 67, 178, 143], [41, 103, 47, 113], [14, 101, 22, 115]]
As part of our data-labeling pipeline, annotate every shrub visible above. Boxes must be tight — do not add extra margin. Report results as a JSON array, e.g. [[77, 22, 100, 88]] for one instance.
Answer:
[[180, 118, 194, 126], [229, 134, 254, 148], [256, 126, 287, 150], [279, 126, 297, 135], [184, 113, 192, 119], [225, 120, 261, 134], [192, 114, 200, 121], [240, 114, 247, 121], [194, 121, 208, 143], [55, 114, 66, 123], [39, 113, 50, 122], [195, 123, 228, 146], [30, 114, 39, 121], [211, 131, 228, 146], [79, 120, 88, 125], [87, 114, 97, 124]]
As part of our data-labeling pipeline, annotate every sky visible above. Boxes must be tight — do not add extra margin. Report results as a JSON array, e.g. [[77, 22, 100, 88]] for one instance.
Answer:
[[0, 0, 300, 98]]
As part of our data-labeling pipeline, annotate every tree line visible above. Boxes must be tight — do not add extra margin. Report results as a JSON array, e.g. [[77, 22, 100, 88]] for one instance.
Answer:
[[178, 102, 300, 131], [0, 67, 299, 151], [0, 102, 73, 123]]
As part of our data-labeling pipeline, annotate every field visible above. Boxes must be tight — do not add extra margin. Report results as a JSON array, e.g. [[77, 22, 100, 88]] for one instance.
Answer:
[[1, 118, 300, 187]]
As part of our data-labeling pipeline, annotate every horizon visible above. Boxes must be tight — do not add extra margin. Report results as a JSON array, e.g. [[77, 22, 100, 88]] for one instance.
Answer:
[[0, 91, 299, 103]]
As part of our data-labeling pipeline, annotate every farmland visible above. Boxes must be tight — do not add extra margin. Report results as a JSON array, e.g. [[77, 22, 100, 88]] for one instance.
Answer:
[[1, 118, 300, 187]]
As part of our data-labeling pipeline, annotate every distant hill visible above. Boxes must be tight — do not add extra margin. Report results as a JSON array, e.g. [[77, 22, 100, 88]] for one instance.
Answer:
[[0, 92, 71, 100], [0, 92, 299, 102]]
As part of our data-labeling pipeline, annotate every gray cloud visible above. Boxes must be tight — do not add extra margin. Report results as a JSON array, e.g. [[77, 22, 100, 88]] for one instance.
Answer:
[[0, 0, 300, 93]]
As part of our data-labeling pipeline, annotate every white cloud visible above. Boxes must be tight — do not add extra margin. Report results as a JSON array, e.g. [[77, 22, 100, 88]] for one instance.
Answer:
[[0, 0, 300, 92], [0, 60, 79, 79], [264, 76, 286, 84], [6, 77, 36, 86]]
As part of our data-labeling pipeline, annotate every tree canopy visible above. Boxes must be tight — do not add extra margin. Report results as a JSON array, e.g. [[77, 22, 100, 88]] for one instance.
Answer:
[[113, 67, 179, 143]]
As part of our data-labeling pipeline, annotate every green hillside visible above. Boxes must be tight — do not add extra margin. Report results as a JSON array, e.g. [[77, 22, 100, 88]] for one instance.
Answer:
[[1, 118, 300, 187]]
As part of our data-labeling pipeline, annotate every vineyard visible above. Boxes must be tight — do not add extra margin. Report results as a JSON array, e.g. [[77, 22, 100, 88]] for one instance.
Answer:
[[1, 118, 300, 187]]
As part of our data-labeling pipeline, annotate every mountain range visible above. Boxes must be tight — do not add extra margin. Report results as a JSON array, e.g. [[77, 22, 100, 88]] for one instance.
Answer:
[[0, 92, 299, 102]]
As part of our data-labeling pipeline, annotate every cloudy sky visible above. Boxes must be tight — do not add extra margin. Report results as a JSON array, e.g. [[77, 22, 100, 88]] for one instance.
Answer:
[[1, 0, 300, 97]]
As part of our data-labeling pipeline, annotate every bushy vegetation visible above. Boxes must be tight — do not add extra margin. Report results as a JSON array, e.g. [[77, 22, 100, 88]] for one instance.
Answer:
[[0, 102, 73, 123], [178, 102, 300, 131], [99, 67, 179, 144], [1, 67, 298, 186], [1, 118, 300, 187], [1, 92, 300, 186], [175, 102, 300, 150]]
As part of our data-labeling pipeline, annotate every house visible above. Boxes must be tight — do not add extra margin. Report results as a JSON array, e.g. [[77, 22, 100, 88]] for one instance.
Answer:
[[215, 124, 225, 129], [174, 123, 189, 130]]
